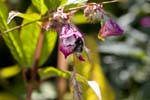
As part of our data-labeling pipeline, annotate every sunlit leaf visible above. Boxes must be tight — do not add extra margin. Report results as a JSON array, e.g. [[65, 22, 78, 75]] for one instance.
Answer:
[[60, 0, 88, 6], [39, 67, 101, 99], [38, 30, 57, 66], [31, 0, 48, 15], [0, 65, 21, 79], [7, 11, 41, 24], [0, 0, 25, 65], [71, 13, 88, 24], [20, 6, 41, 67]]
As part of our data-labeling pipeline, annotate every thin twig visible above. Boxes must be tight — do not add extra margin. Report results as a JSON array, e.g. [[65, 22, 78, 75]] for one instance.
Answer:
[[0, 15, 50, 35], [70, 55, 82, 100], [67, 0, 122, 12], [71, 67, 82, 100], [102, 0, 123, 4], [67, 5, 86, 12]]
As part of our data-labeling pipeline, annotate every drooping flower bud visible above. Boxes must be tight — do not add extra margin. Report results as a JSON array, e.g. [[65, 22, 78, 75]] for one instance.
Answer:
[[59, 24, 85, 61], [98, 19, 124, 38], [84, 3, 106, 22]]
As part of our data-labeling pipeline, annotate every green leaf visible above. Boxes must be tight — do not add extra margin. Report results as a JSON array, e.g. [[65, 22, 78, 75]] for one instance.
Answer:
[[39, 67, 100, 99], [20, 22, 41, 67], [44, 0, 61, 10], [60, 0, 67, 6], [31, 0, 48, 15], [38, 30, 57, 66], [71, 13, 88, 24], [20, 6, 41, 67], [0, 0, 25, 65], [39, 67, 88, 84], [0, 93, 18, 100], [0, 65, 21, 79], [7, 11, 41, 24], [60, 0, 88, 6]]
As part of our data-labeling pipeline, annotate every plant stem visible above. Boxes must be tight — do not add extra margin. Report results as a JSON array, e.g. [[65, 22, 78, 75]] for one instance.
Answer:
[[70, 67, 82, 100], [25, 26, 45, 100], [57, 43, 68, 100], [26, 84, 33, 100], [102, 0, 123, 4]]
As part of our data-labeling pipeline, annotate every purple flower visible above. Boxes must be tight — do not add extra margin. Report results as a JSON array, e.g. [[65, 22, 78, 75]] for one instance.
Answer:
[[99, 19, 124, 38], [140, 17, 150, 28], [59, 24, 85, 61]]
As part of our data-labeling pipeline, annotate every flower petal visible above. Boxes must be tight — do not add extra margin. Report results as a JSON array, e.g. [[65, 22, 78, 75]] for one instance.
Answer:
[[99, 19, 124, 38], [60, 24, 82, 39], [60, 45, 75, 58], [77, 54, 85, 61]]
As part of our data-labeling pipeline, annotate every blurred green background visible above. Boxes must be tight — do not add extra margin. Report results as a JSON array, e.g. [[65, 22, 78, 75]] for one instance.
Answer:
[[0, 0, 150, 100]]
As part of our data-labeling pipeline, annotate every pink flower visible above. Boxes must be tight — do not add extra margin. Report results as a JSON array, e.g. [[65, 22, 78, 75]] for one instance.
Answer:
[[99, 19, 124, 38], [59, 24, 85, 61]]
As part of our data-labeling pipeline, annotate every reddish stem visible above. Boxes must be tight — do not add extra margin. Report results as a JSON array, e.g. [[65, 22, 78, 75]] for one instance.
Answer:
[[26, 84, 33, 100], [57, 45, 68, 100], [24, 27, 45, 100]]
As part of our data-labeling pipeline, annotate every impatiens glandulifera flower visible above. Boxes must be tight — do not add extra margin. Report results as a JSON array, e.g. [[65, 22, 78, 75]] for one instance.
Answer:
[[84, 3, 106, 22], [98, 19, 124, 40], [59, 24, 85, 61]]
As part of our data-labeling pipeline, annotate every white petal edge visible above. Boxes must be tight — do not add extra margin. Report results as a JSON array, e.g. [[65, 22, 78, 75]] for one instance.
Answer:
[[7, 11, 21, 24], [88, 81, 102, 100]]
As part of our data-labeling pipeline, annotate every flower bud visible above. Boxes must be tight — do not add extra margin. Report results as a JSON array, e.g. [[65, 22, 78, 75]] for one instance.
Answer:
[[84, 3, 105, 22], [98, 19, 124, 38]]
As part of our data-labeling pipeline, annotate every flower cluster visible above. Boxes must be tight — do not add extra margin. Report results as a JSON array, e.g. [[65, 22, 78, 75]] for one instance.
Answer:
[[47, 3, 124, 61]]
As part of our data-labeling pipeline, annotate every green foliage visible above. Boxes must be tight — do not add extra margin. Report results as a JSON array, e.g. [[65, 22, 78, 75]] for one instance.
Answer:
[[71, 13, 88, 24], [44, 0, 61, 10], [39, 30, 57, 66], [18, 13, 41, 23], [7, 11, 41, 24], [60, 0, 88, 6], [39, 66, 101, 99], [19, 6, 41, 67], [0, 0, 25, 65], [0, 65, 21, 79], [0, 93, 18, 100], [31, 0, 48, 15], [0, 2, 57, 67]]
